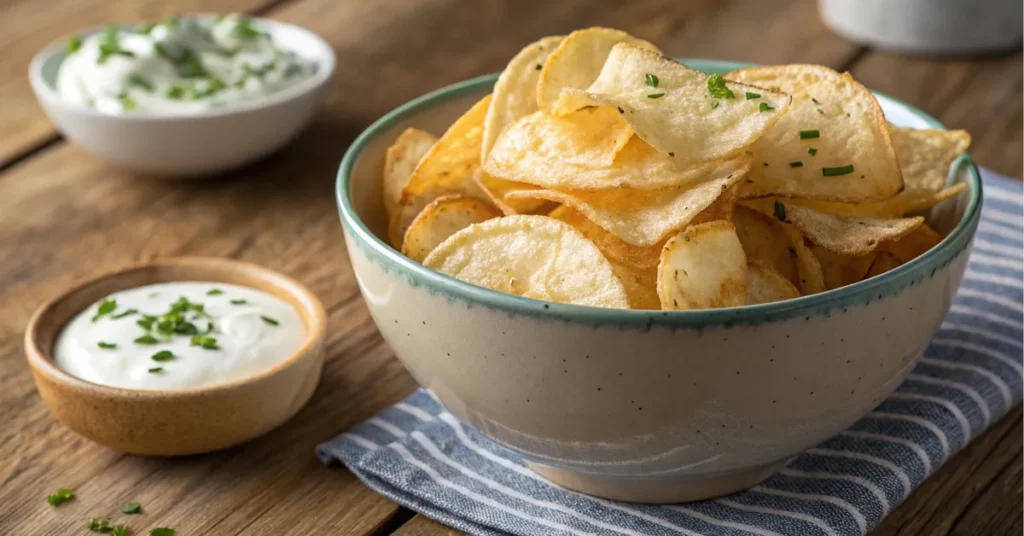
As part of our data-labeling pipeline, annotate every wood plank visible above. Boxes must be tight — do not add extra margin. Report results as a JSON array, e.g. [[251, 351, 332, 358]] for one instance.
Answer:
[[393, 513, 461, 536], [0, 0, 284, 169]]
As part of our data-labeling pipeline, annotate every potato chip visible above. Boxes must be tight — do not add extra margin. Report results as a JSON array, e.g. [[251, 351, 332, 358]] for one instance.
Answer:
[[881, 223, 942, 264], [557, 44, 790, 166], [536, 27, 659, 114], [865, 252, 901, 279], [547, 206, 663, 269], [747, 260, 800, 304], [482, 35, 564, 162], [382, 128, 437, 220], [658, 221, 748, 310], [689, 177, 741, 225], [737, 199, 827, 295], [472, 170, 550, 215], [401, 196, 502, 263], [811, 246, 878, 290], [779, 203, 924, 256], [727, 64, 902, 202], [506, 155, 750, 246], [733, 206, 799, 286], [423, 215, 630, 308]]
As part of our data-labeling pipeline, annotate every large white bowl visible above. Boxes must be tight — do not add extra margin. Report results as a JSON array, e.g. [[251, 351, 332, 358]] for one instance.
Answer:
[[336, 62, 982, 503], [29, 17, 335, 177]]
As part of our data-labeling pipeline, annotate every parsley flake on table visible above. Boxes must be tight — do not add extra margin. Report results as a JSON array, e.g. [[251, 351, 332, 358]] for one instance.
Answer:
[[88, 518, 113, 532], [150, 528, 175, 536], [46, 488, 74, 506], [122, 501, 142, 514], [111, 526, 129, 536]]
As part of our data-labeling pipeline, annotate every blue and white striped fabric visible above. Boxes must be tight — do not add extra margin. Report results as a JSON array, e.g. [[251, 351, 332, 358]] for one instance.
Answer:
[[319, 169, 1023, 536]]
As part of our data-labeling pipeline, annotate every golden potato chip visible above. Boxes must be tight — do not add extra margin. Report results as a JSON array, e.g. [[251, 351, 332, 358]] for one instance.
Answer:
[[779, 203, 924, 256], [738, 199, 827, 295], [689, 177, 741, 225], [482, 35, 564, 162], [727, 64, 902, 202], [547, 206, 663, 269], [747, 260, 800, 304], [423, 215, 629, 308], [733, 206, 799, 286], [614, 263, 660, 310], [811, 245, 878, 290], [536, 27, 659, 114], [472, 170, 550, 215], [401, 196, 502, 263], [866, 252, 901, 279], [383, 128, 437, 220], [557, 44, 790, 166], [658, 221, 748, 310], [506, 155, 750, 246], [881, 223, 942, 263]]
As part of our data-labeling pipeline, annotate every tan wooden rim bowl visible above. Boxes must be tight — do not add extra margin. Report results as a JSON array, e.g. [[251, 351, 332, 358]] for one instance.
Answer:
[[24, 257, 327, 456]]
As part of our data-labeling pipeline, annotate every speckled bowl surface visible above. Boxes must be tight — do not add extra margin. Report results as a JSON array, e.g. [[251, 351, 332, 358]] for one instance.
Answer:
[[335, 60, 981, 502]]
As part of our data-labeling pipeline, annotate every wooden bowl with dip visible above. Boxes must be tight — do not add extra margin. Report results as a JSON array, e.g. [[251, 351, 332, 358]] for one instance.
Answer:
[[24, 257, 326, 456]]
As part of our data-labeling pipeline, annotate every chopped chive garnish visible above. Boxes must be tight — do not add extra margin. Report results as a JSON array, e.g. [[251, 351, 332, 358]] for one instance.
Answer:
[[151, 350, 174, 362], [191, 335, 219, 350], [148, 367, 164, 374], [118, 93, 138, 111], [822, 165, 855, 177], [134, 335, 159, 345], [711, 100, 720, 109], [707, 73, 734, 99], [799, 130, 820, 139], [137, 315, 157, 329], [47, 488, 74, 506], [87, 518, 112, 532], [128, 75, 154, 92], [260, 316, 279, 326], [122, 502, 142, 514], [66, 36, 82, 55], [92, 299, 117, 322], [745, 91, 761, 99], [534, 64, 542, 70], [206, 289, 224, 296], [97, 342, 117, 350], [111, 308, 138, 319], [151, 528, 176, 536], [647, 93, 665, 99], [773, 200, 787, 222], [816, 108, 824, 114], [789, 161, 804, 168], [808, 148, 818, 156], [759, 102, 773, 112], [230, 299, 247, 305], [644, 73, 659, 87], [811, 97, 820, 104]]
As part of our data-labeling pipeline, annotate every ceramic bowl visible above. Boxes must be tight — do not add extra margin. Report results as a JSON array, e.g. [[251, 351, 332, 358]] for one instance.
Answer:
[[335, 61, 981, 502], [25, 257, 327, 456], [28, 17, 335, 177]]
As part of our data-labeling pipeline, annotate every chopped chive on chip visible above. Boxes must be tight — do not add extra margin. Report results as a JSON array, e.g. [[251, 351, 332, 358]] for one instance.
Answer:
[[644, 73, 659, 87], [707, 73, 734, 99], [260, 315, 279, 326], [811, 97, 820, 104], [112, 526, 128, 536], [808, 147, 818, 156], [711, 100, 720, 109], [534, 64, 542, 70], [230, 299, 247, 305], [744, 91, 760, 99], [799, 130, 820, 139], [148, 367, 164, 374], [759, 102, 773, 112], [111, 308, 138, 319], [47, 488, 74, 506], [151, 350, 174, 362], [773, 200, 787, 222], [87, 518, 112, 532], [646, 93, 665, 99], [66, 36, 82, 54], [822, 165, 855, 177], [97, 342, 117, 350], [816, 108, 824, 114], [92, 299, 117, 322], [206, 289, 224, 296], [134, 335, 159, 345], [151, 528, 176, 536], [122, 502, 142, 514], [789, 161, 804, 168]]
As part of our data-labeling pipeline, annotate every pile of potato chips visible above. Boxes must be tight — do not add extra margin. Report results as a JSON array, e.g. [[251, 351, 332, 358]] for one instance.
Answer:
[[381, 27, 971, 311]]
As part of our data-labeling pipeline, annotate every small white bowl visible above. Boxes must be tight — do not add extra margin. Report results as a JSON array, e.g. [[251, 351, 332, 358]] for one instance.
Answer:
[[28, 17, 336, 177]]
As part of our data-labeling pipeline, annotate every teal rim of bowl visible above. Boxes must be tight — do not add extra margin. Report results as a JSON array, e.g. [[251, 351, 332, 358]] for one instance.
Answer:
[[336, 59, 982, 328]]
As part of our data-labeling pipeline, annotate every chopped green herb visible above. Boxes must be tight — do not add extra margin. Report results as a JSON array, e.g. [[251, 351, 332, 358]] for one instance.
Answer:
[[230, 299, 248, 305], [97, 342, 118, 350], [808, 147, 818, 156], [111, 308, 138, 319], [816, 108, 824, 115], [136, 23, 155, 35], [102, 25, 119, 44], [151, 350, 174, 362], [164, 16, 180, 30], [707, 73, 734, 99], [207, 289, 224, 296], [811, 97, 820, 104], [745, 91, 761, 100], [88, 518, 113, 532], [822, 165, 855, 177], [151, 528, 175, 536], [711, 100, 720, 109], [646, 93, 665, 99], [799, 130, 820, 139], [759, 102, 773, 112], [128, 75, 154, 92], [789, 161, 803, 168], [46, 488, 74, 506], [112, 527, 128, 536], [773, 200, 786, 222], [97, 42, 135, 65], [232, 16, 269, 39], [137, 315, 157, 329], [118, 93, 138, 111], [535, 64, 542, 70], [644, 73, 659, 87], [148, 367, 164, 374], [122, 502, 142, 514], [166, 85, 188, 100], [177, 50, 208, 78], [214, 13, 228, 24], [93, 299, 117, 322], [201, 341, 220, 350], [260, 316, 279, 326], [191, 335, 219, 350], [66, 36, 82, 55], [174, 321, 198, 335], [134, 335, 159, 345]]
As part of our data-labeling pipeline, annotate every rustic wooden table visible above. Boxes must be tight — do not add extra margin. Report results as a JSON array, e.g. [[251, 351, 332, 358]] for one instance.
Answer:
[[1, 1, 1020, 534]]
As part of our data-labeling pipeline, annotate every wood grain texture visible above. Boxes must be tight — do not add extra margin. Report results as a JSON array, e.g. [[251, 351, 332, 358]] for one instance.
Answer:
[[0, 0, 1019, 535]]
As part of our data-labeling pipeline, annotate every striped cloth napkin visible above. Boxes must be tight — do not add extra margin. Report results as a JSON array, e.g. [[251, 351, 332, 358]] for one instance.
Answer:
[[319, 169, 1022, 536]]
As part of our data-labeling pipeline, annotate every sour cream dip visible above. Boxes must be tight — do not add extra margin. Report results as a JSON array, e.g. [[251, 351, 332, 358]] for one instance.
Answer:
[[53, 282, 306, 390], [56, 14, 316, 115]]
